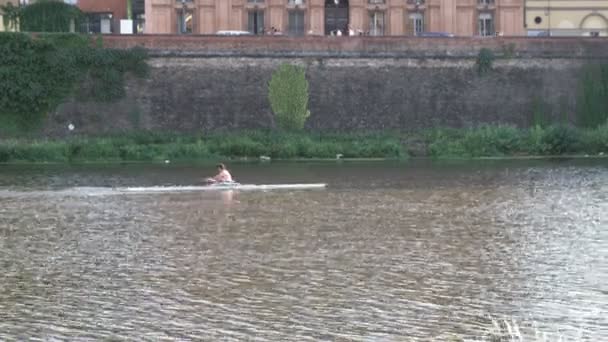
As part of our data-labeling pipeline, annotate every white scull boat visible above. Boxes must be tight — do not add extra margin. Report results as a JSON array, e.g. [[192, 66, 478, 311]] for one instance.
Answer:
[[118, 182, 327, 193]]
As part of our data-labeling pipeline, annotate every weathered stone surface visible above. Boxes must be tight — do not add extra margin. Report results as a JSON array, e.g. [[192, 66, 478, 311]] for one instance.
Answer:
[[100, 35, 608, 60], [46, 56, 586, 136]]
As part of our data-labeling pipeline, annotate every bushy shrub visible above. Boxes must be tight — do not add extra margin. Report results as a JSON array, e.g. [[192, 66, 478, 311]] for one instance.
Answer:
[[427, 126, 520, 157], [540, 125, 581, 155], [426, 128, 468, 158], [268, 64, 310, 131], [462, 125, 521, 156], [166, 142, 211, 160], [525, 125, 550, 155], [8, 140, 68, 162], [211, 136, 266, 157], [69, 138, 121, 161], [580, 122, 608, 154], [118, 144, 166, 161]]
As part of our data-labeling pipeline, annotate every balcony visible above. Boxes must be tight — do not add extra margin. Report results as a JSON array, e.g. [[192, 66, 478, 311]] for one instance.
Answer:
[[174, 0, 194, 9], [367, 0, 387, 11], [286, 0, 306, 9], [406, 0, 426, 11], [477, 0, 496, 10], [245, 0, 266, 9]]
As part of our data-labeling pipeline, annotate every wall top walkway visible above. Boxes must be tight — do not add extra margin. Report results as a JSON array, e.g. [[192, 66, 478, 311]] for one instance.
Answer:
[[99, 35, 608, 59]]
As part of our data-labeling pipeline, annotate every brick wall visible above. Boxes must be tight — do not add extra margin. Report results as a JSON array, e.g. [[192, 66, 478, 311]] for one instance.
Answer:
[[77, 0, 127, 20], [99, 35, 608, 59]]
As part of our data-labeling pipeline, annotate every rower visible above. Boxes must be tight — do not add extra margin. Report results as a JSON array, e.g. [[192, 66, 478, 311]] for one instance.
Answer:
[[206, 163, 234, 184]]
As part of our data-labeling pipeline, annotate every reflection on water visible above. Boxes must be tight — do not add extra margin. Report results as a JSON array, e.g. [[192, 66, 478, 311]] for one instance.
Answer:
[[0, 160, 606, 341]]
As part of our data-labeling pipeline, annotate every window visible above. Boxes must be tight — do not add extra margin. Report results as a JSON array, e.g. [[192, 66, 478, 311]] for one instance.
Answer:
[[135, 13, 145, 34], [81, 13, 113, 34], [369, 11, 384, 36], [478, 13, 493, 36], [410, 12, 424, 36], [248, 10, 264, 34], [177, 8, 193, 34], [288, 11, 305, 36]]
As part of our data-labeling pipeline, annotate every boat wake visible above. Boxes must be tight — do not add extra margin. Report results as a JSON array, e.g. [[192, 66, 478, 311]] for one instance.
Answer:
[[0, 183, 327, 198]]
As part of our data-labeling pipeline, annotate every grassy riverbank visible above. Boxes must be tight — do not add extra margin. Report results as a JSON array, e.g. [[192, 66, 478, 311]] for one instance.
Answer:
[[0, 131, 404, 163], [425, 124, 608, 158], [0, 125, 607, 163]]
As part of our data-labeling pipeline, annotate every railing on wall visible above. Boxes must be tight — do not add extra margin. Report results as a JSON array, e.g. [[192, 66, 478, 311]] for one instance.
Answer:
[[528, 28, 607, 37]]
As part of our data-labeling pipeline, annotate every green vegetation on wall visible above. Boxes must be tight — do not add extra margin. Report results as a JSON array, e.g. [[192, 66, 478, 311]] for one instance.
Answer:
[[576, 63, 608, 128], [21, 0, 82, 32], [268, 64, 311, 131], [0, 0, 83, 33], [0, 32, 148, 131]]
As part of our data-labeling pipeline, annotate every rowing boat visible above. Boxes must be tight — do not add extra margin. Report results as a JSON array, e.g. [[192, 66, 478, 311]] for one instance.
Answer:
[[118, 182, 327, 193]]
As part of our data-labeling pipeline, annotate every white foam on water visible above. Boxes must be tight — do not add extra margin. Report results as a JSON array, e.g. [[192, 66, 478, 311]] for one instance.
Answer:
[[0, 184, 327, 198]]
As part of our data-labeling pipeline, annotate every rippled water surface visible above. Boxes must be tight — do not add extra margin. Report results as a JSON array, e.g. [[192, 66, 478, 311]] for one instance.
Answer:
[[0, 160, 606, 341]]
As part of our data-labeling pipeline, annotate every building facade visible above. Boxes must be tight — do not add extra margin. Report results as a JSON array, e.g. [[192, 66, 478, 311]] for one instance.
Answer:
[[77, 0, 145, 34], [525, 0, 608, 36], [145, 0, 525, 36]]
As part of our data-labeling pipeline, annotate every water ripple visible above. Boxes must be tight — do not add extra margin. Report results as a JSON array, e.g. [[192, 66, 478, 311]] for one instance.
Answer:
[[0, 162, 606, 340]]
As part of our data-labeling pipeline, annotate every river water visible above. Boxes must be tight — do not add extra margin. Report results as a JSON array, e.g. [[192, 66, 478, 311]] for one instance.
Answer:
[[0, 160, 606, 341]]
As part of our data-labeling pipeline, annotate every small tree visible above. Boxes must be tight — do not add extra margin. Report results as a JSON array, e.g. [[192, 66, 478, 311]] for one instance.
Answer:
[[476, 48, 495, 75], [127, 0, 132, 20], [0, 2, 21, 31], [268, 63, 310, 131]]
